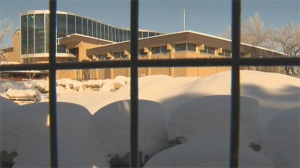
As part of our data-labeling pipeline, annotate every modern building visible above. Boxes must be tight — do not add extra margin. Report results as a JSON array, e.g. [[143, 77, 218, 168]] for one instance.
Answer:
[[1, 10, 287, 80]]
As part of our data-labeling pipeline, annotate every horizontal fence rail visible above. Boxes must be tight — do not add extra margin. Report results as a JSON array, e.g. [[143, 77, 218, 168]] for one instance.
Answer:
[[0, 57, 299, 71]]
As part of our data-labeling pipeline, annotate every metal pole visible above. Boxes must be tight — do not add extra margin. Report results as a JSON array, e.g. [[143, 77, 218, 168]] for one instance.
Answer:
[[49, 0, 58, 167], [130, 0, 139, 167], [229, 0, 241, 167]]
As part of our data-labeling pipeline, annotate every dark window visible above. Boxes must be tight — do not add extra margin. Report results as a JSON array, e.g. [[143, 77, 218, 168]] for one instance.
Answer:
[[93, 21, 97, 37], [67, 15, 75, 35], [75, 16, 82, 34], [101, 24, 105, 39], [201, 46, 215, 55], [220, 50, 231, 57], [27, 14, 34, 54], [97, 54, 109, 60], [119, 29, 124, 41], [57, 14, 66, 38], [151, 46, 160, 54], [175, 43, 187, 51], [57, 45, 66, 53], [187, 43, 196, 51], [88, 19, 92, 36], [139, 48, 147, 56], [35, 14, 45, 53], [149, 32, 155, 37], [143, 32, 148, 38], [82, 18, 87, 35], [21, 15, 28, 54], [138, 32, 143, 38], [161, 45, 168, 53], [97, 23, 101, 38], [116, 29, 120, 42]]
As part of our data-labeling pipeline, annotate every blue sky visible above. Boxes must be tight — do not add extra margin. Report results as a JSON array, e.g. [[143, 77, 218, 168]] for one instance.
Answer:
[[0, 0, 299, 46]]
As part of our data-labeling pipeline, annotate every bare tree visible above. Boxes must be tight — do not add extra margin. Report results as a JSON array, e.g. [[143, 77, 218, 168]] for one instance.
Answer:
[[23, 47, 39, 80], [0, 19, 13, 45], [269, 22, 300, 76], [220, 13, 269, 48]]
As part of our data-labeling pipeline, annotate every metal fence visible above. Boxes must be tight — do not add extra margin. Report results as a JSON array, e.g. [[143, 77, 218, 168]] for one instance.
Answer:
[[0, 0, 299, 167]]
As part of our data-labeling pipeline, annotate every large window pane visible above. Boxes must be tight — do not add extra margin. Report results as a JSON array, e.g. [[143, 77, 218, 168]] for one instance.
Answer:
[[149, 32, 155, 37], [67, 15, 75, 35], [105, 25, 109, 40], [143, 32, 148, 38], [101, 24, 105, 39], [152, 46, 160, 54], [175, 43, 187, 51], [45, 14, 49, 53], [187, 43, 196, 51], [109, 26, 113, 41], [27, 14, 34, 54], [93, 21, 97, 37], [76, 16, 82, 34], [116, 29, 120, 42], [35, 14, 45, 53], [57, 14, 66, 38], [88, 19, 92, 36], [161, 45, 168, 53], [82, 18, 87, 35], [97, 23, 101, 38], [119, 29, 124, 41], [138, 32, 143, 39], [21, 15, 28, 54], [57, 45, 66, 53]]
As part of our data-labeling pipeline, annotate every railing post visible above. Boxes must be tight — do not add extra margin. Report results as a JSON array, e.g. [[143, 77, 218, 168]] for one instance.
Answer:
[[130, 0, 139, 167], [230, 0, 241, 167], [49, 0, 58, 167]]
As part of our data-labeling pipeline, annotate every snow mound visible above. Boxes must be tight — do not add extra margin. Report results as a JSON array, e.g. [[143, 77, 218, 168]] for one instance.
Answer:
[[0, 80, 26, 93], [144, 136, 274, 167], [90, 100, 168, 157], [264, 107, 300, 167], [168, 95, 263, 145], [0, 97, 19, 113], [0, 102, 108, 167], [5, 88, 42, 101]]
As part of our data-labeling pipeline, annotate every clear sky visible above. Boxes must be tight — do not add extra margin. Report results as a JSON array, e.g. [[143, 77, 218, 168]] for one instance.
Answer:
[[0, 0, 299, 47]]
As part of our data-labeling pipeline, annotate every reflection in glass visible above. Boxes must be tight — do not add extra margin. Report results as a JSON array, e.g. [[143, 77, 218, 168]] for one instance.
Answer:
[[68, 15, 75, 35], [21, 15, 28, 54], [27, 14, 34, 54], [35, 14, 45, 53]]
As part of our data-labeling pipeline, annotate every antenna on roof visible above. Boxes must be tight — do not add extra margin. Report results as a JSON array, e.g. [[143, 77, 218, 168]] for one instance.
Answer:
[[183, 9, 186, 31]]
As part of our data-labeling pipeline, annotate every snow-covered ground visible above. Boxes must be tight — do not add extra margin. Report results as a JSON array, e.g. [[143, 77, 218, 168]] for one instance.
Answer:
[[0, 70, 299, 167]]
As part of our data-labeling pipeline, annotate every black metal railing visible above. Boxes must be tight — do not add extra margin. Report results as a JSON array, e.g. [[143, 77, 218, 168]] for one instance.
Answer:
[[0, 0, 299, 167]]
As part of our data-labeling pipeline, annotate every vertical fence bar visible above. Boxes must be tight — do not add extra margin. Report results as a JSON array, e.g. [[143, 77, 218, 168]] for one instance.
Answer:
[[130, 0, 139, 167], [49, 0, 58, 167], [230, 0, 241, 167]]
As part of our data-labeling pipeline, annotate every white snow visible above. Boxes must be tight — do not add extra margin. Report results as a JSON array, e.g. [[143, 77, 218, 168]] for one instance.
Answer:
[[0, 70, 299, 167]]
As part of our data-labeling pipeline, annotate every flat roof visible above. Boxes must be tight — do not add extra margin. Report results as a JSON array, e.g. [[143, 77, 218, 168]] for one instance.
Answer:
[[86, 31, 287, 57]]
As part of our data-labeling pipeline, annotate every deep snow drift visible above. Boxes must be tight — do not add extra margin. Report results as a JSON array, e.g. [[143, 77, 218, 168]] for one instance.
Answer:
[[0, 70, 299, 167]]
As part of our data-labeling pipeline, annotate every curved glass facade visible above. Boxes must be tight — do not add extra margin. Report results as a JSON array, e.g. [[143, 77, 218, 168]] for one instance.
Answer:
[[21, 10, 163, 55]]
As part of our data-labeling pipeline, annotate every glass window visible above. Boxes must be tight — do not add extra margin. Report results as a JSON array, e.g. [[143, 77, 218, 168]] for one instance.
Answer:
[[97, 22, 100, 38], [57, 14, 66, 38], [88, 19, 92, 36], [161, 45, 168, 53], [101, 24, 105, 39], [97, 54, 109, 60], [201, 46, 215, 54], [149, 32, 155, 37], [175, 43, 187, 51], [143, 32, 148, 38], [105, 25, 109, 40], [57, 45, 66, 53], [75, 16, 82, 34], [138, 32, 143, 39], [127, 30, 130, 40], [67, 15, 75, 35], [109, 27, 113, 41], [27, 14, 34, 54], [119, 29, 124, 42], [45, 14, 49, 53], [151, 46, 160, 54], [93, 21, 97, 37], [187, 43, 196, 51], [35, 14, 45, 53], [220, 50, 231, 57], [21, 15, 28, 54], [82, 18, 87, 35], [139, 48, 147, 56], [116, 29, 120, 42]]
